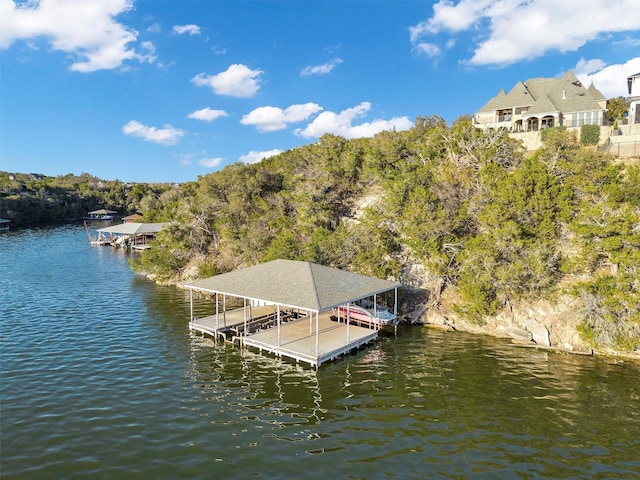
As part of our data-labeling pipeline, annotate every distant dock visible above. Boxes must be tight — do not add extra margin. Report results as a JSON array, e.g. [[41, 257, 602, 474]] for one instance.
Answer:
[[82, 208, 118, 222], [86, 221, 167, 249]]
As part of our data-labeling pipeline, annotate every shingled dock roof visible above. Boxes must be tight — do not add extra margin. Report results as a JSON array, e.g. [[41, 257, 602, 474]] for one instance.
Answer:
[[186, 258, 400, 312]]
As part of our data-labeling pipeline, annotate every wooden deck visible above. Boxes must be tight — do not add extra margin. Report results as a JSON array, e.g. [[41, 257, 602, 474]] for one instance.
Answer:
[[189, 309, 379, 367], [189, 306, 279, 339]]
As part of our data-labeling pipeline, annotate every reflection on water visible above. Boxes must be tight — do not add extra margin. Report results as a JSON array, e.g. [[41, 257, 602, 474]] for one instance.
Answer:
[[187, 335, 325, 429], [1, 226, 639, 479]]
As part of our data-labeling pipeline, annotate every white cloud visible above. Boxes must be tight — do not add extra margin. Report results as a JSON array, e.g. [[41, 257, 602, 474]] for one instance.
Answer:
[[575, 57, 640, 98], [199, 157, 223, 168], [410, 0, 640, 67], [295, 102, 413, 139], [122, 120, 184, 145], [415, 43, 441, 58], [212, 45, 227, 55], [173, 24, 201, 35], [613, 36, 640, 48], [137, 41, 157, 64], [191, 64, 263, 98], [573, 58, 608, 76], [301, 58, 343, 76], [238, 149, 283, 164], [410, 0, 491, 40], [241, 103, 323, 132], [187, 107, 229, 122], [0, 0, 152, 72]]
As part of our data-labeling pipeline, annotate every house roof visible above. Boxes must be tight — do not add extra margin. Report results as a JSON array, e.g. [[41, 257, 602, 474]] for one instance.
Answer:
[[588, 83, 606, 101], [502, 81, 533, 108], [96, 222, 168, 235], [477, 70, 606, 116], [185, 259, 401, 312], [88, 209, 118, 215], [526, 93, 557, 115], [478, 82, 533, 112]]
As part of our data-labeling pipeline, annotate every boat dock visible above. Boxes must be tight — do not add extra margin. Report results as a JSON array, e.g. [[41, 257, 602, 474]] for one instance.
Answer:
[[189, 305, 277, 339], [86, 221, 168, 249], [190, 309, 379, 367], [186, 259, 400, 368], [243, 313, 378, 366]]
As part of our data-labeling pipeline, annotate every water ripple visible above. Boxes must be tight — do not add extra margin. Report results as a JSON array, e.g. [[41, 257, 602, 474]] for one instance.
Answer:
[[1, 226, 639, 479]]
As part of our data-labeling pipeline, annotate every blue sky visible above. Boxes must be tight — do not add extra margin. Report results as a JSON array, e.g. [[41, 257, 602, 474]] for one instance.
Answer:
[[1, 0, 639, 183]]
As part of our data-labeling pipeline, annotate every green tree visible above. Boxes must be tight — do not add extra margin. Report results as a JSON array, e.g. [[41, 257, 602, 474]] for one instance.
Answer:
[[605, 96, 630, 124]]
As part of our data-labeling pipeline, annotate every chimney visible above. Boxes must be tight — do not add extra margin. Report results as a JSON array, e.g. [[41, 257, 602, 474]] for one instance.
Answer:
[[562, 90, 567, 100]]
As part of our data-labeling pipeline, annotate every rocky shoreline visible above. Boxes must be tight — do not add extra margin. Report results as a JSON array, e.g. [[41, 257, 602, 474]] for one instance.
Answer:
[[399, 286, 640, 363]]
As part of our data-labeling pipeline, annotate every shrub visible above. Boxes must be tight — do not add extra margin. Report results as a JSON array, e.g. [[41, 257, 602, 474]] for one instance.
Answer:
[[540, 126, 566, 142], [581, 124, 600, 145]]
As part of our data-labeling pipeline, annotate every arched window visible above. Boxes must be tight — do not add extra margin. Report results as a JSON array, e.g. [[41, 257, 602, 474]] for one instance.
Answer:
[[541, 116, 554, 129]]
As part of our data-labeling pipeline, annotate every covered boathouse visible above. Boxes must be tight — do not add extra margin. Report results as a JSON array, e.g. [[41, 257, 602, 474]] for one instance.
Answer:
[[186, 259, 401, 368], [92, 222, 168, 249]]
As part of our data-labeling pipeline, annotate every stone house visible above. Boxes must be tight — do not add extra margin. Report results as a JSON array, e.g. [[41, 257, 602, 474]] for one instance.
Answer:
[[473, 71, 607, 133]]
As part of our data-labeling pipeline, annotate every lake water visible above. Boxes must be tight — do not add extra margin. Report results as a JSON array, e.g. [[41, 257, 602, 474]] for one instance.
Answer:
[[1, 225, 639, 479]]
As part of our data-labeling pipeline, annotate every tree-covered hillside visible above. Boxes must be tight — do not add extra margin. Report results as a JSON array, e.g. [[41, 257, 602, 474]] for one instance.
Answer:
[[0, 172, 174, 225], [128, 117, 639, 354]]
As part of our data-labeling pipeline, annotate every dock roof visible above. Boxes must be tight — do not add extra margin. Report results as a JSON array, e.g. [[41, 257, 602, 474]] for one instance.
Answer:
[[186, 259, 401, 312], [88, 208, 118, 215], [96, 222, 168, 235]]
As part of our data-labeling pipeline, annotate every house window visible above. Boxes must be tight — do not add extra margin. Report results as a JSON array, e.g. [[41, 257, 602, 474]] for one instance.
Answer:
[[497, 109, 512, 122]]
